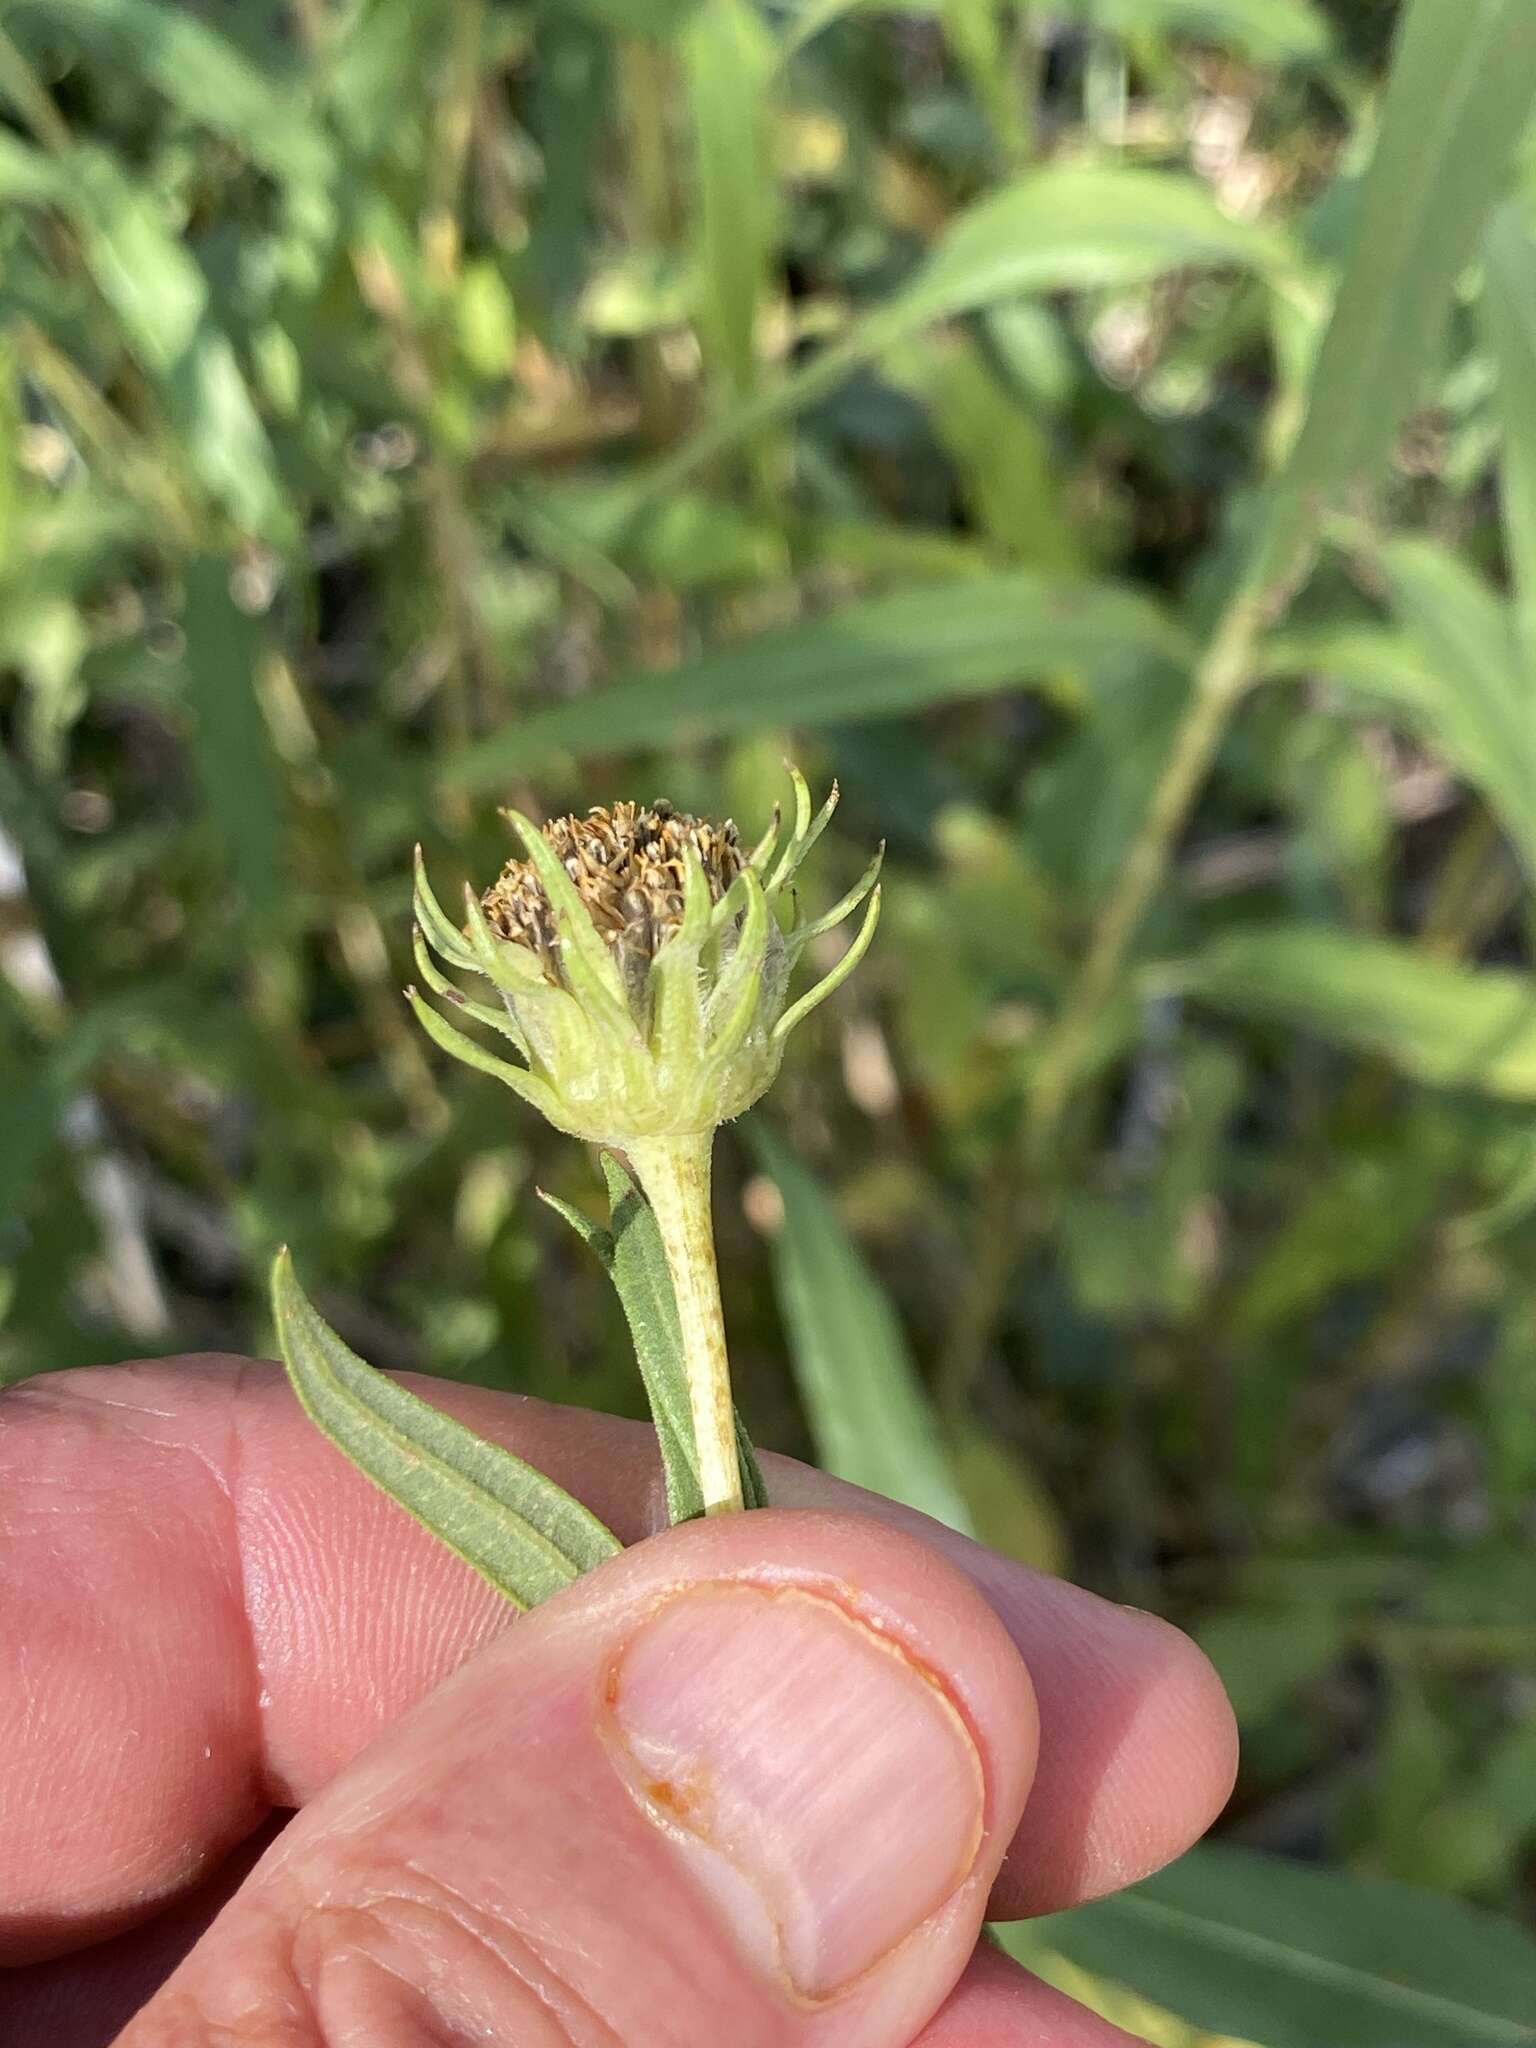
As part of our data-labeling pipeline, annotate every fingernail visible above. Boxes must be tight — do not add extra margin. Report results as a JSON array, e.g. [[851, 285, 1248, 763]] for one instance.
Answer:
[[605, 1582, 985, 2001]]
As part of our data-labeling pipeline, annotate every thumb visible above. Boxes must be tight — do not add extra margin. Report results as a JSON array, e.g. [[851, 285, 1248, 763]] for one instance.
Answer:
[[122, 1509, 1037, 2048]]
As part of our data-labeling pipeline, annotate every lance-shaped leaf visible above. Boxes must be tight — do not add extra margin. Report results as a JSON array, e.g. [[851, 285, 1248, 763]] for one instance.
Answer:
[[541, 1157, 767, 1520], [270, 1250, 621, 1606]]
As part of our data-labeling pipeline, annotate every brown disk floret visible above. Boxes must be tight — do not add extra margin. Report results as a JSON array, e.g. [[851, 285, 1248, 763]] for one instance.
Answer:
[[482, 800, 745, 981]]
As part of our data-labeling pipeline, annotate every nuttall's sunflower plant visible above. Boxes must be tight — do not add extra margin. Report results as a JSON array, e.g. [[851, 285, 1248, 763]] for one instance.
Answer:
[[271, 770, 882, 1607]]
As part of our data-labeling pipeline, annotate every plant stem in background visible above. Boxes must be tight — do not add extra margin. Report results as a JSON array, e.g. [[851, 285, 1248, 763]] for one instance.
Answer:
[[1026, 570, 1278, 1161], [626, 1133, 742, 1515]]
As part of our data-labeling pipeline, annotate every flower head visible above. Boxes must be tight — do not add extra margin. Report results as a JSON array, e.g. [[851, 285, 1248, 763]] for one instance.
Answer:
[[408, 769, 882, 1145]]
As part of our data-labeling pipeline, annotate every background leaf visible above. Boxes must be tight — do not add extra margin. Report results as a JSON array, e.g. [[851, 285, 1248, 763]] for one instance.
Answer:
[[1176, 927, 1536, 1100], [1268, 0, 1536, 552], [1017, 1843, 1536, 2048], [1479, 203, 1536, 680], [446, 573, 1186, 788], [750, 1121, 974, 1532]]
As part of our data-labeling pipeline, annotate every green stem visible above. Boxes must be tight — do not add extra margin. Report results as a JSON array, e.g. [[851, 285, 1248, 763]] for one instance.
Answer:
[[626, 1132, 743, 1516], [1026, 573, 1275, 1160]]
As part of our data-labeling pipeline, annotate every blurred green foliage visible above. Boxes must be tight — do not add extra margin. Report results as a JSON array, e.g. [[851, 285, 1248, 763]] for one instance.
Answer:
[[4, 0, 1536, 2033]]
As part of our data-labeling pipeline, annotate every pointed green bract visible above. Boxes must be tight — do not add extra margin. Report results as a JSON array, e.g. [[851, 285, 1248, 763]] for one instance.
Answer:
[[706, 865, 771, 1062], [768, 768, 840, 896], [790, 840, 885, 951], [745, 801, 783, 880], [502, 806, 640, 1041], [406, 986, 562, 1119], [270, 1250, 621, 1606], [412, 924, 530, 1054], [461, 882, 550, 995], [774, 884, 882, 1042], [649, 846, 712, 1065], [413, 844, 480, 973]]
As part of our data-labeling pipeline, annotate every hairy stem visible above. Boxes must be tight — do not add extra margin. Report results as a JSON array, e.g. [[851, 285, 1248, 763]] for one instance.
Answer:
[[626, 1132, 743, 1516]]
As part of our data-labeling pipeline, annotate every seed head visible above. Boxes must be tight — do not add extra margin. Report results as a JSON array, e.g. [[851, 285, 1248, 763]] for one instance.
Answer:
[[483, 801, 746, 1005], [408, 769, 882, 1145]]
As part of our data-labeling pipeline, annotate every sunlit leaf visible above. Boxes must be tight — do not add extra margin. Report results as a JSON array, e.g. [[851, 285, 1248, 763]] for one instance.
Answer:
[[1176, 925, 1536, 1100], [1479, 202, 1536, 680], [1017, 1843, 1536, 2048], [271, 1250, 622, 1606], [445, 573, 1188, 789], [1267, 0, 1536, 558], [541, 1154, 766, 1520], [751, 1122, 974, 1531]]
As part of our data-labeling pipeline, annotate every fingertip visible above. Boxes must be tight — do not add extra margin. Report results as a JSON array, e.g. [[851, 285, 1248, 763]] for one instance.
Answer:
[[994, 1597, 1237, 1914]]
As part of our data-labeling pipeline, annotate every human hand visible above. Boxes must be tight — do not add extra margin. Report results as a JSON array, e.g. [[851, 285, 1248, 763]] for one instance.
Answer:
[[0, 1358, 1236, 2045]]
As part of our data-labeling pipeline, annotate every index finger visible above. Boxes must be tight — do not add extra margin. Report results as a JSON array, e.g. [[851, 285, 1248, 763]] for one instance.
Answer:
[[0, 1357, 1234, 1963]]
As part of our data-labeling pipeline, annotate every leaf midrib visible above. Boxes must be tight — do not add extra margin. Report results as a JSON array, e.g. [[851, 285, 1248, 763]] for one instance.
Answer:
[[1106, 1888, 1536, 2043]]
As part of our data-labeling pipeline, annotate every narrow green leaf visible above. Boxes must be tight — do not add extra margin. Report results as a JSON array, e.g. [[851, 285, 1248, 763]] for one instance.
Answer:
[[1175, 925, 1536, 1101], [59, 149, 287, 535], [1479, 203, 1536, 682], [1269, 0, 1536, 558], [1379, 539, 1536, 881], [271, 1250, 621, 1606], [569, 0, 703, 36], [444, 573, 1188, 789], [601, 1154, 705, 1523], [681, 0, 778, 411], [542, 1156, 766, 1520], [1016, 1842, 1536, 2048], [627, 162, 1293, 511], [1265, 555, 1536, 886], [608, 1160, 768, 1514], [896, 338, 1084, 574], [751, 1122, 974, 1531]]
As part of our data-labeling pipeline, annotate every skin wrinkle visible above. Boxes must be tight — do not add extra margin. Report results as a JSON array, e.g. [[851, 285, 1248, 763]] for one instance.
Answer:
[[309, 1870, 629, 2048]]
